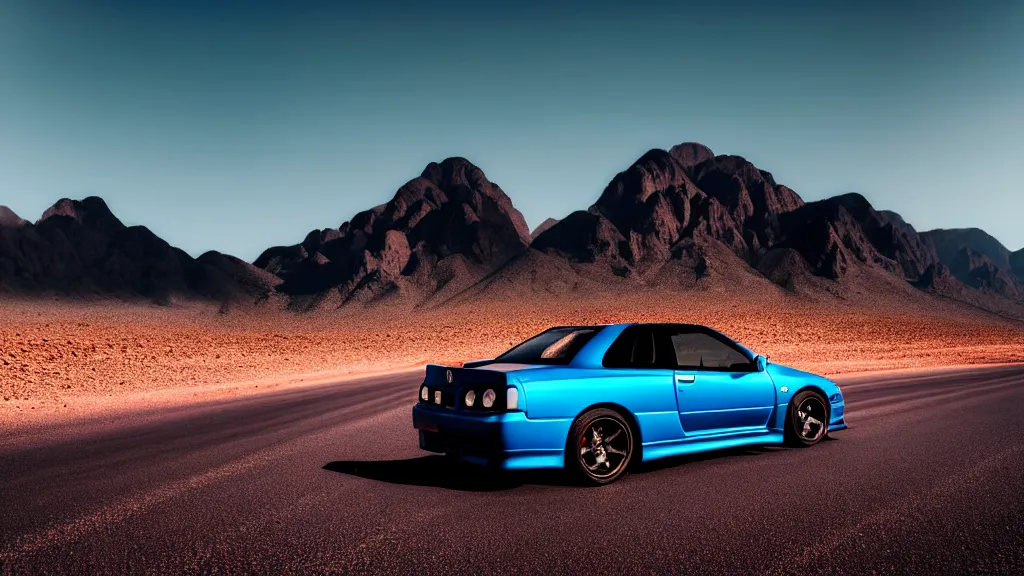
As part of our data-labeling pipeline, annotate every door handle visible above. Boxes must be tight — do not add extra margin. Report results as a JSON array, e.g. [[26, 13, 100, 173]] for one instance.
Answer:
[[676, 374, 695, 388]]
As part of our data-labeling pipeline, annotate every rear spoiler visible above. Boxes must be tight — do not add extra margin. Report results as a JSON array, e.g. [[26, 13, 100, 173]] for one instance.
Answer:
[[423, 364, 507, 388]]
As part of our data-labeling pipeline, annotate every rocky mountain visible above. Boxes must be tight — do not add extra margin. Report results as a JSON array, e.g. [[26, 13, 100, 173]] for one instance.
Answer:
[[920, 228, 1023, 297], [254, 157, 532, 307], [922, 228, 1013, 272], [772, 193, 939, 281], [533, 145, 803, 276], [948, 248, 1020, 298], [532, 143, 941, 293], [0, 206, 28, 228], [0, 197, 278, 305], [3, 142, 1020, 316]]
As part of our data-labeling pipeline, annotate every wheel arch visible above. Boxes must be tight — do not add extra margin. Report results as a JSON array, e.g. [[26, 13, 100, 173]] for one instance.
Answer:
[[792, 384, 831, 418], [569, 402, 644, 462]]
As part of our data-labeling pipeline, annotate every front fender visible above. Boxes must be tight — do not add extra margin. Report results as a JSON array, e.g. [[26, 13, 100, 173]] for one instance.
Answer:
[[765, 363, 843, 430]]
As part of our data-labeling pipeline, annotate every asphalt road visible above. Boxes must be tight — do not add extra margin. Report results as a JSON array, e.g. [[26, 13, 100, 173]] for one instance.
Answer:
[[2, 365, 1024, 575]]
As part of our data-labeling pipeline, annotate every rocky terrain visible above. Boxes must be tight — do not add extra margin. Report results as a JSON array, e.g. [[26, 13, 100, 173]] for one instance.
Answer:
[[3, 292, 1024, 425]]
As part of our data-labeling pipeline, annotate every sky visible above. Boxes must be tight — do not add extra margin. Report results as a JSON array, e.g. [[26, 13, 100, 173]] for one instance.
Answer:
[[1, 0, 1022, 260]]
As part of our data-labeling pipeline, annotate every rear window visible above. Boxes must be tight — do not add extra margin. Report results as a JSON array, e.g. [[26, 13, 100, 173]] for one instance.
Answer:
[[494, 326, 602, 366]]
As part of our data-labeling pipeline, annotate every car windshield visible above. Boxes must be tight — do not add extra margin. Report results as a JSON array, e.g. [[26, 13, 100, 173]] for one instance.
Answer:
[[494, 326, 602, 365]]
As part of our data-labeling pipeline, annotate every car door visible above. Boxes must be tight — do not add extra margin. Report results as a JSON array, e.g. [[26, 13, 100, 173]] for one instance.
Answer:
[[661, 326, 776, 436], [600, 325, 681, 444]]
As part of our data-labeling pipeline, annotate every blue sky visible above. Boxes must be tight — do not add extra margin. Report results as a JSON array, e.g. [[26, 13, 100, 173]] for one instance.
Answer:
[[1, 0, 1021, 260]]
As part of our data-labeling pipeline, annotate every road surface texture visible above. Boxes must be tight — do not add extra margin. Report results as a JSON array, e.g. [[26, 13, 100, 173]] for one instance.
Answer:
[[2, 365, 1023, 575]]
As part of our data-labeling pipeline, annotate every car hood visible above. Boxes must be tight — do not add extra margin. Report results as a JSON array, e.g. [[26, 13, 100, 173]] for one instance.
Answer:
[[766, 363, 822, 381], [766, 362, 841, 395]]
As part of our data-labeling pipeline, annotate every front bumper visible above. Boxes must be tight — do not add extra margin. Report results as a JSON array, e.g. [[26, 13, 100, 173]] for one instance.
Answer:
[[412, 404, 569, 470], [828, 397, 848, 432]]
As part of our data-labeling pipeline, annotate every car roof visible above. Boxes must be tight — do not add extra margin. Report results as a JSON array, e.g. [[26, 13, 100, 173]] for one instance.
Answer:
[[614, 322, 717, 330], [547, 323, 716, 329], [565, 322, 753, 369]]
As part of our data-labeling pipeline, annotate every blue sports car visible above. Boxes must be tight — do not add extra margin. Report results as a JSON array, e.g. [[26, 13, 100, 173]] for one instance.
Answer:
[[412, 323, 846, 485]]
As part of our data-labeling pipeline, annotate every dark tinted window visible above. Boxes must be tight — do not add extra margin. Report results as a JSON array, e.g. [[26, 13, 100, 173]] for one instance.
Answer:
[[603, 326, 661, 369], [668, 330, 751, 371], [495, 326, 601, 365]]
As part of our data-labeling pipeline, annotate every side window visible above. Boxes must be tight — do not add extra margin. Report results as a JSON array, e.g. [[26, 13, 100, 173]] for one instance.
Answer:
[[602, 327, 660, 369], [668, 330, 751, 371]]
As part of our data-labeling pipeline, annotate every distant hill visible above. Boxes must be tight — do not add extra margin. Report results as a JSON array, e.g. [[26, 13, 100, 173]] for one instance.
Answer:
[[0, 197, 279, 306], [921, 228, 1024, 298], [922, 228, 1014, 271], [530, 218, 560, 240]]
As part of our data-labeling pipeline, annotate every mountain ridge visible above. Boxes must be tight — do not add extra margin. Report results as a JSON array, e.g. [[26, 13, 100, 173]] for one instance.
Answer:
[[0, 196, 279, 306], [2, 142, 1021, 318]]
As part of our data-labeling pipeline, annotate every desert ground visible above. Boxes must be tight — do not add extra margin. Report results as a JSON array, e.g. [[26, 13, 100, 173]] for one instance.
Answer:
[[3, 288, 1024, 427]]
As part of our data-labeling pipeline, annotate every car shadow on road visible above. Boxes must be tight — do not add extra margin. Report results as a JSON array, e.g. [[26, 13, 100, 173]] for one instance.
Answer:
[[323, 456, 572, 492], [326, 438, 839, 491]]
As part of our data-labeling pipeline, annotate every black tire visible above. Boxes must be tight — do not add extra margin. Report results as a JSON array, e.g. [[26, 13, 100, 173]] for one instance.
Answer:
[[785, 390, 830, 447], [566, 408, 635, 486]]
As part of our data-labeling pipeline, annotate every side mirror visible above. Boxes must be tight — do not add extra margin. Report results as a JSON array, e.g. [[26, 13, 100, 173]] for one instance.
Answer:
[[755, 355, 767, 372]]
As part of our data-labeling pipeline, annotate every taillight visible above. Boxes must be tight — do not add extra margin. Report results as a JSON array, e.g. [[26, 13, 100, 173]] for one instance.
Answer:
[[506, 387, 519, 410]]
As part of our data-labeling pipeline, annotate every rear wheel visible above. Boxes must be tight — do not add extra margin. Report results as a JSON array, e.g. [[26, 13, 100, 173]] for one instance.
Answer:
[[566, 408, 634, 486], [785, 390, 829, 447]]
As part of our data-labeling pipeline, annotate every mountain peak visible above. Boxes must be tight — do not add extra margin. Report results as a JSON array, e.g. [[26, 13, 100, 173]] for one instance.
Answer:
[[668, 142, 715, 168], [0, 205, 28, 228], [417, 156, 531, 244], [38, 196, 124, 232], [420, 157, 487, 189], [254, 157, 533, 303], [530, 217, 560, 240]]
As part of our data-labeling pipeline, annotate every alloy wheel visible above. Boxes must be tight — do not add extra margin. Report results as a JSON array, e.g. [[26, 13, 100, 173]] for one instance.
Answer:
[[577, 416, 632, 480], [796, 396, 827, 442]]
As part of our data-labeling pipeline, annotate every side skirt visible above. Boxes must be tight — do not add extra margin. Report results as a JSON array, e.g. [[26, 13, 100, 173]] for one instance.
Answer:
[[641, 431, 785, 462]]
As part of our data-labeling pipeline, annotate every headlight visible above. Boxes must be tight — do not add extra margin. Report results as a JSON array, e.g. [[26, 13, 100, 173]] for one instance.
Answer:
[[420, 386, 428, 402], [506, 387, 519, 410], [465, 390, 476, 407], [482, 388, 496, 408]]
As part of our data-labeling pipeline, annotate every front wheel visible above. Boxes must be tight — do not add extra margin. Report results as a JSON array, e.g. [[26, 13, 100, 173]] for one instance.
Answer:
[[566, 408, 635, 486], [785, 390, 829, 447]]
